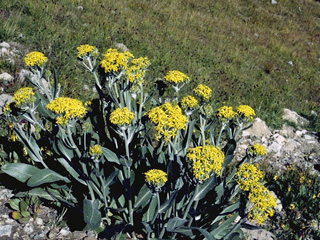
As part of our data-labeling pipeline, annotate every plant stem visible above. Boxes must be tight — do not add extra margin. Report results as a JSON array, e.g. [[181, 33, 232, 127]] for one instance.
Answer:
[[216, 122, 226, 147]]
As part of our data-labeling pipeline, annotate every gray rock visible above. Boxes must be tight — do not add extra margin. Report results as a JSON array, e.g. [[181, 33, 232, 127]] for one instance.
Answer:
[[0, 225, 12, 237], [0, 72, 14, 83], [35, 217, 43, 225], [76, 5, 84, 10], [23, 223, 34, 235], [271, 0, 278, 4], [267, 142, 282, 155], [115, 43, 129, 52], [279, 125, 295, 138], [18, 69, 31, 84], [243, 227, 275, 240], [282, 108, 309, 127], [0, 42, 10, 48], [59, 227, 71, 236], [0, 47, 9, 57], [242, 118, 272, 138]]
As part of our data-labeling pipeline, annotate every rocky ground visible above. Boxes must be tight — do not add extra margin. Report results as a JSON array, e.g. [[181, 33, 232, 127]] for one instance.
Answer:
[[0, 41, 320, 239]]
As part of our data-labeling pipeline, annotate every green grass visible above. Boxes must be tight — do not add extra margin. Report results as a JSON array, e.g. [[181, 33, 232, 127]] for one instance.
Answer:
[[0, 0, 320, 130]]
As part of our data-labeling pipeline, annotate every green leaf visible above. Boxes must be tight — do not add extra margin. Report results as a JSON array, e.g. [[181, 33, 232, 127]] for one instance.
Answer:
[[9, 199, 20, 211], [166, 217, 188, 232], [18, 217, 30, 224], [104, 170, 119, 187], [57, 158, 86, 185], [159, 191, 178, 213], [223, 139, 236, 156], [212, 202, 240, 225], [2, 163, 38, 183], [188, 227, 216, 240], [194, 176, 217, 201], [21, 211, 31, 218], [223, 155, 234, 167], [211, 214, 239, 239], [142, 195, 157, 222], [28, 188, 55, 201], [134, 184, 153, 209], [20, 200, 28, 212], [101, 147, 120, 165], [215, 182, 224, 204], [27, 169, 71, 187], [226, 168, 237, 184], [83, 199, 102, 230]]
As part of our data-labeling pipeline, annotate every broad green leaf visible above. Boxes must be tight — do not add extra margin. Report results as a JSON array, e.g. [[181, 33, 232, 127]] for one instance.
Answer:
[[2, 163, 38, 183], [215, 182, 224, 204], [159, 190, 178, 213], [223, 155, 234, 167], [18, 217, 30, 224], [57, 158, 86, 185], [188, 227, 216, 240], [9, 199, 20, 211], [104, 170, 119, 187], [101, 147, 120, 164], [21, 211, 31, 218], [134, 184, 153, 209], [166, 217, 188, 232], [27, 169, 71, 187], [28, 188, 55, 201], [226, 168, 237, 184], [20, 200, 28, 212], [212, 202, 240, 225], [211, 214, 239, 239], [83, 199, 102, 230], [142, 195, 157, 222], [194, 176, 217, 201], [223, 139, 236, 156]]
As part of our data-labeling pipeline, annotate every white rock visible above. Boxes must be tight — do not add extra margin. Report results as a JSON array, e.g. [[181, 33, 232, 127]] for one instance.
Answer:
[[304, 135, 314, 140], [284, 139, 300, 151], [18, 69, 31, 84], [115, 43, 129, 52], [5, 218, 15, 224], [273, 134, 286, 145], [271, 0, 278, 4], [268, 142, 282, 153], [23, 223, 34, 234], [242, 118, 272, 138], [36, 217, 43, 225], [295, 129, 307, 137], [0, 42, 10, 48], [0, 72, 14, 83], [0, 47, 9, 56], [76, 5, 84, 10], [0, 225, 12, 237], [59, 227, 71, 236], [282, 108, 309, 127]]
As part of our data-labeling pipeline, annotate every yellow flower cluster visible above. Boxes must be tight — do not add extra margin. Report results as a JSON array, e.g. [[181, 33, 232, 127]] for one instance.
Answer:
[[12, 87, 36, 107], [145, 169, 167, 188], [126, 57, 150, 83], [147, 102, 187, 142], [248, 184, 277, 225], [236, 163, 264, 191], [100, 48, 134, 73], [181, 95, 199, 110], [163, 70, 190, 84], [24, 52, 48, 67], [76, 44, 98, 59], [89, 144, 103, 158], [236, 105, 255, 121], [248, 143, 267, 156], [236, 163, 276, 225], [217, 106, 236, 120], [46, 97, 87, 125], [193, 84, 212, 101], [109, 107, 134, 126], [187, 145, 225, 182]]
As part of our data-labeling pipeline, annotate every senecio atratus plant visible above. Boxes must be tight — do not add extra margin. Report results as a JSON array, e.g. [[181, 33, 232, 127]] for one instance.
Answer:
[[2, 45, 276, 239]]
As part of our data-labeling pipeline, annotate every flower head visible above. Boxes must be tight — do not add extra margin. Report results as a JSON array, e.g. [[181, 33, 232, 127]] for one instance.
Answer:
[[187, 145, 225, 182], [236, 163, 264, 191], [147, 102, 187, 142], [236, 105, 255, 121], [145, 169, 167, 190], [100, 48, 134, 73], [46, 97, 87, 125], [89, 144, 103, 158], [24, 52, 47, 67], [248, 184, 277, 225], [126, 57, 150, 83], [164, 70, 189, 85], [12, 87, 36, 107], [77, 44, 98, 59], [181, 95, 199, 110], [248, 143, 267, 157], [217, 106, 236, 121], [193, 84, 212, 101], [109, 107, 134, 126]]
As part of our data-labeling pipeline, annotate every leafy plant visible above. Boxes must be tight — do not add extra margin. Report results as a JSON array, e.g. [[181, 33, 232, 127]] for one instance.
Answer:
[[9, 195, 41, 224], [1, 46, 276, 239]]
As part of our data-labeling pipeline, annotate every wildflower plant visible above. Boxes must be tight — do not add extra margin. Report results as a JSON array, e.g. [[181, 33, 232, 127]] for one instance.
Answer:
[[1, 46, 276, 239]]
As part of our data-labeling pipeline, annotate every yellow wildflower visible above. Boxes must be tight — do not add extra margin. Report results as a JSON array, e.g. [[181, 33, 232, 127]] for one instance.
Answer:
[[11, 132, 18, 142], [3, 103, 11, 114], [164, 70, 189, 84], [288, 186, 291, 192], [76, 44, 98, 59], [145, 169, 167, 189], [193, 84, 212, 101], [181, 95, 199, 110], [89, 144, 103, 158], [46, 97, 87, 125], [100, 48, 134, 73], [248, 143, 267, 157], [187, 145, 225, 182], [299, 176, 305, 184], [217, 106, 236, 120], [126, 57, 150, 83], [109, 107, 134, 126], [147, 102, 187, 142], [273, 175, 278, 181], [248, 183, 277, 225], [289, 203, 295, 210], [12, 87, 36, 107], [236, 105, 255, 121], [24, 51, 47, 67], [236, 163, 264, 191]]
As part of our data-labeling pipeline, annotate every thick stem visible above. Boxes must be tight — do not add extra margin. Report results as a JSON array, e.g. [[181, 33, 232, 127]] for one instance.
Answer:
[[216, 122, 226, 147]]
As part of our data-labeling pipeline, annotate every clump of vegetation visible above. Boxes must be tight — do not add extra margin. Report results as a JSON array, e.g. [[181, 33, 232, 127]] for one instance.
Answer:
[[1, 47, 276, 239]]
